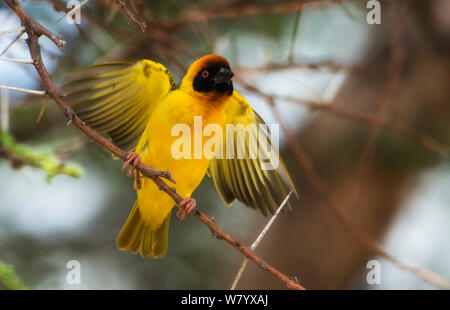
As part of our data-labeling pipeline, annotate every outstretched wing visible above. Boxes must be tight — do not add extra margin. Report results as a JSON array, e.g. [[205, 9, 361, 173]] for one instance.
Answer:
[[62, 60, 175, 152], [208, 92, 298, 216]]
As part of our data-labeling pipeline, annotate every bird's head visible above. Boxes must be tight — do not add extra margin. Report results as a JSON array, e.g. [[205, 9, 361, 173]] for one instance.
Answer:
[[181, 55, 234, 101]]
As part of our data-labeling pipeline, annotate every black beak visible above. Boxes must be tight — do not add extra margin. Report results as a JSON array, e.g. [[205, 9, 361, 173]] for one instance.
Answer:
[[212, 67, 234, 85]]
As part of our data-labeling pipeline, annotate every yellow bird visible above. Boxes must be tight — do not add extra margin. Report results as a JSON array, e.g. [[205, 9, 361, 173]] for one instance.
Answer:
[[63, 55, 297, 258]]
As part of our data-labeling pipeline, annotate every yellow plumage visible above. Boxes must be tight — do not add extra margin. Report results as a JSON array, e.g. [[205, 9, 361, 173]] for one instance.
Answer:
[[63, 55, 297, 258]]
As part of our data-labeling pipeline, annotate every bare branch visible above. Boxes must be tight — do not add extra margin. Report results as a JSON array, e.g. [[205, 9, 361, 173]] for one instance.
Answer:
[[236, 78, 449, 158], [350, 2, 406, 211], [164, 0, 344, 30], [0, 85, 46, 96], [0, 28, 25, 56], [115, 0, 147, 32], [0, 56, 34, 64], [288, 11, 301, 64], [36, 95, 48, 124], [56, 0, 91, 23], [4, 0, 305, 291], [0, 27, 25, 36], [6, 2, 66, 50], [1, 88, 9, 132], [268, 98, 450, 290], [231, 190, 294, 290]]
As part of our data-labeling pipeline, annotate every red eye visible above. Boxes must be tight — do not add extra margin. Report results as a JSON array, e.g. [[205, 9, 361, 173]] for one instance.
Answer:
[[201, 70, 209, 78]]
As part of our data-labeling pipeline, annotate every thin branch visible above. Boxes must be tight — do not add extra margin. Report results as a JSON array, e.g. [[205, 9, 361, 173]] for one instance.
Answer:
[[0, 56, 33, 64], [7, 4, 66, 50], [126, 4, 448, 286], [236, 78, 449, 158], [288, 11, 301, 64], [0, 85, 46, 96], [115, 0, 147, 32], [350, 2, 406, 212], [268, 98, 450, 290], [4, 0, 304, 291], [4, 0, 171, 181], [1, 88, 9, 132], [57, 0, 448, 289], [231, 190, 294, 290], [0, 28, 25, 56], [0, 26, 24, 36], [164, 0, 344, 30], [251, 190, 295, 252], [56, 0, 91, 23], [235, 61, 343, 74], [36, 95, 48, 124]]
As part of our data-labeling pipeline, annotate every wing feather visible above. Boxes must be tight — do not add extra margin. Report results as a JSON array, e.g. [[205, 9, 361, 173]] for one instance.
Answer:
[[208, 91, 298, 216], [62, 60, 175, 152]]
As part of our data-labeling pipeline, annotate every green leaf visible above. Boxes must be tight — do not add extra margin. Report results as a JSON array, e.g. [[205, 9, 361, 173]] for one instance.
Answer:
[[0, 262, 28, 290]]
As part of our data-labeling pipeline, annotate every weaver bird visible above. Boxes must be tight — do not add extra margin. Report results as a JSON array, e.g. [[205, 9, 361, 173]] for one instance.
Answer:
[[63, 55, 297, 258]]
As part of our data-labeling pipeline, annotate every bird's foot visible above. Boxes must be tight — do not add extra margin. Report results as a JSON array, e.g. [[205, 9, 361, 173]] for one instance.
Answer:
[[122, 152, 141, 173], [177, 197, 196, 221], [122, 152, 142, 189]]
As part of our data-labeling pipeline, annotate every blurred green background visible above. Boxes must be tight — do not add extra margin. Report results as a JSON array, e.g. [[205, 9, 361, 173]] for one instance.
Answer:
[[0, 0, 449, 289]]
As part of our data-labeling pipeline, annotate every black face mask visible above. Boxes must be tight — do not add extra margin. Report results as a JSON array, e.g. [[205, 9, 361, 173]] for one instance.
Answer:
[[193, 65, 234, 95]]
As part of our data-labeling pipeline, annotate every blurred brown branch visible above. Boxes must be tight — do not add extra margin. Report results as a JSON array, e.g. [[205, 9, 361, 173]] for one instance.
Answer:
[[267, 100, 450, 290], [4, 0, 305, 291], [4, 0, 450, 290], [98, 0, 449, 288], [162, 0, 345, 30], [234, 72, 450, 288], [236, 78, 449, 158], [350, 1, 407, 212], [115, 0, 147, 32]]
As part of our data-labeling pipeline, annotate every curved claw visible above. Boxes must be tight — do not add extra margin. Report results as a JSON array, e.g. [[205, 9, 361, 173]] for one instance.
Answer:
[[122, 152, 141, 173], [122, 152, 142, 190], [177, 197, 196, 221]]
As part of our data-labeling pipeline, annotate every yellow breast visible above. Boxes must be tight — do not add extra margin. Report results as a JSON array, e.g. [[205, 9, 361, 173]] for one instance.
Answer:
[[142, 90, 226, 196]]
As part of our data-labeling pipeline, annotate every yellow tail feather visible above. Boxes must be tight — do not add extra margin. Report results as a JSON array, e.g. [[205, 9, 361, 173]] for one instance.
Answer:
[[116, 202, 170, 258]]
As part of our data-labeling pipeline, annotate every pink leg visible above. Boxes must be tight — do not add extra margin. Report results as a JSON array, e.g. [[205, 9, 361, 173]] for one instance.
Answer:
[[177, 197, 197, 221], [121, 152, 142, 189], [121, 152, 141, 172]]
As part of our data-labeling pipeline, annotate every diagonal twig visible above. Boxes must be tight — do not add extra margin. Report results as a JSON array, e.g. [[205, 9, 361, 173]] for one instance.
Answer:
[[349, 2, 406, 212], [163, 0, 344, 30], [268, 98, 450, 290], [0, 56, 33, 64], [56, 0, 91, 23], [1, 88, 9, 132], [0, 85, 45, 96], [35, 95, 48, 124], [0, 26, 25, 36], [115, 0, 147, 32], [0, 28, 25, 56], [231, 190, 294, 290], [236, 78, 449, 158], [4, 0, 305, 291]]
